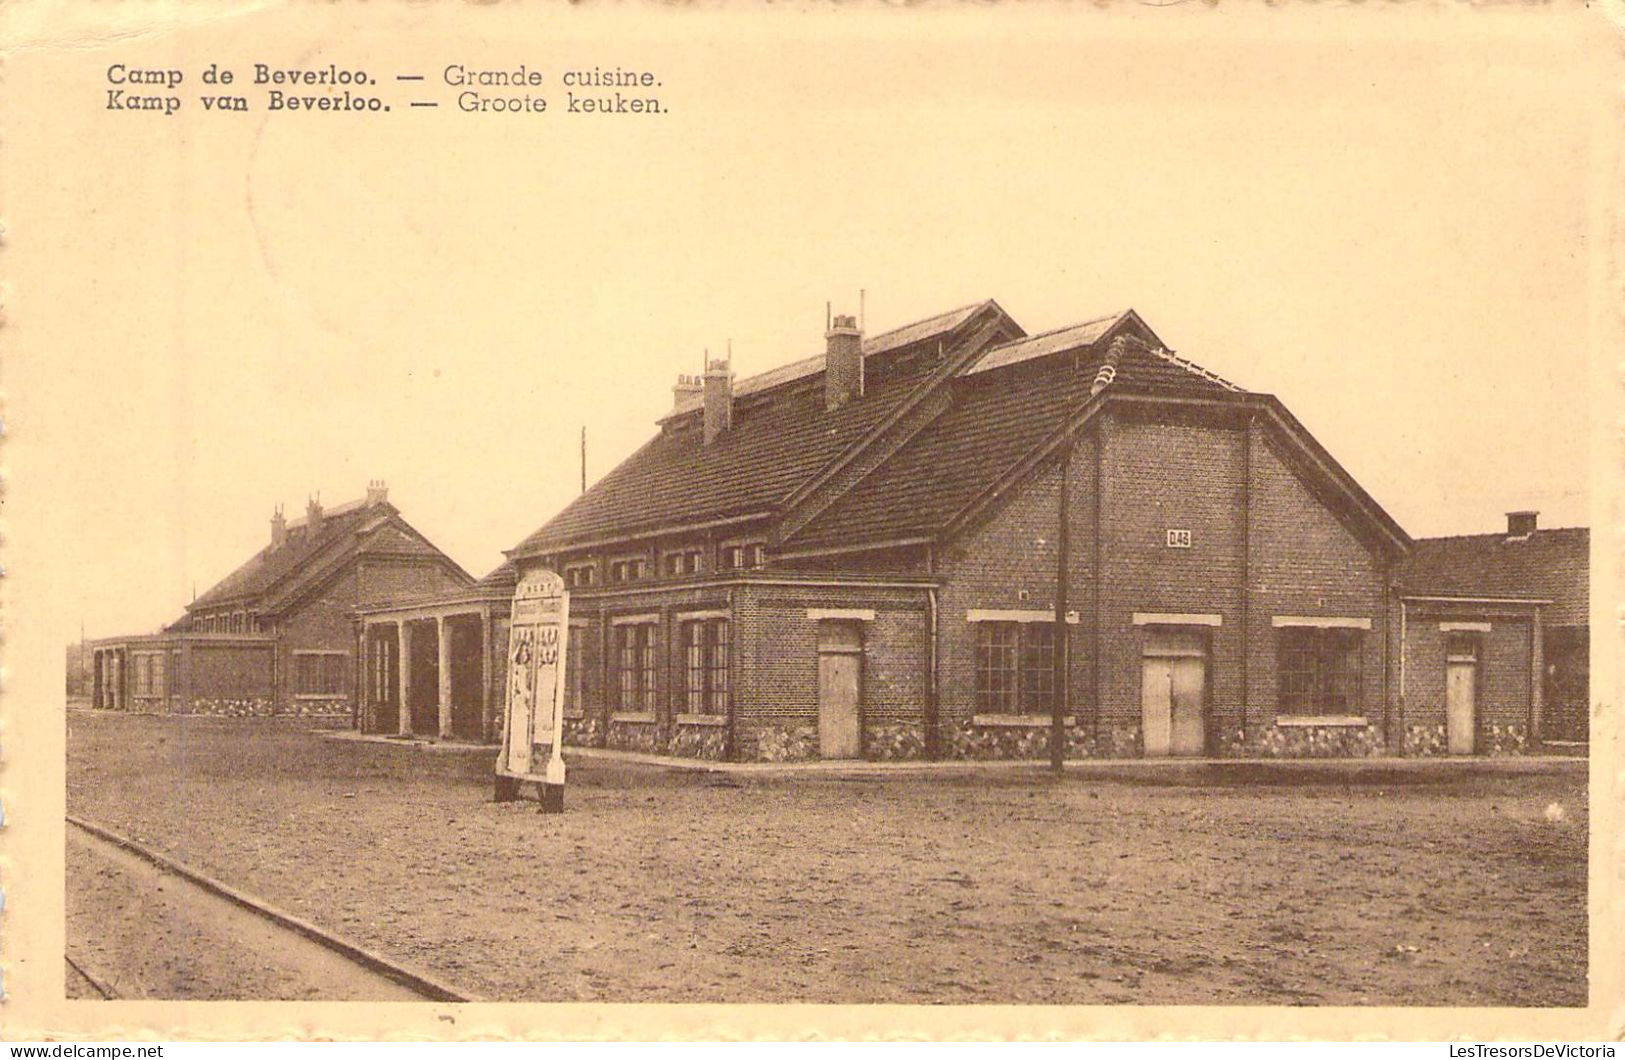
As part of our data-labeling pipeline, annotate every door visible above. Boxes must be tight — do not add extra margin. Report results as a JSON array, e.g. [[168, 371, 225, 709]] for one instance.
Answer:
[[1446, 658, 1476, 754], [1141, 630, 1207, 757], [817, 621, 862, 759], [368, 630, 399, 733]]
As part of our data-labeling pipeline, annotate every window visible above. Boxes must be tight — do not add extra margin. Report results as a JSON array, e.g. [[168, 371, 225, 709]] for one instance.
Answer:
[[562, 625, 585, 714], [683, 619, 730, 715], [1277, 628, 1362, 714], [1019, 623, 1055, 715], [976, 622, 1018, 712], [565, 564, 596, 589], [664, 550, 703, 578], [976, 621, 1058, 714], [609, 558, 647, 584], [295, 652, 347, 696], [613, 623, 657, 711], [723, 543, 765, 571]]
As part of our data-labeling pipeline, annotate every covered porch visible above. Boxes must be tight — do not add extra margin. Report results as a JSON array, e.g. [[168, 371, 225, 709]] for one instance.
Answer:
[[356, 568, 515, 742]]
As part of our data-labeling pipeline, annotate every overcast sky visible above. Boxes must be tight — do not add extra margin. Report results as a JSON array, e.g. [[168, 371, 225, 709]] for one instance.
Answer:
[[7, 4, 1609, 646]]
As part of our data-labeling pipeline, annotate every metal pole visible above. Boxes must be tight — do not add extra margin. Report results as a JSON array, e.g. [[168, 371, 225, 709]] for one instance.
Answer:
[[1051, 440, 1070, 774], [580, 427, 587, 494]]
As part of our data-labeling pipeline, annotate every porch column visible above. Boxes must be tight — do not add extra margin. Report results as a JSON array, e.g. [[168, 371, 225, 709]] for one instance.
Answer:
[[92, 651, 102, 709], [179, 641, 193, 713], [354, 624, 367, 731], [398, 621, 413, 736], [480, 608, 493, 742], [437, 615, 453, 740], [113, 652, 124, 712]]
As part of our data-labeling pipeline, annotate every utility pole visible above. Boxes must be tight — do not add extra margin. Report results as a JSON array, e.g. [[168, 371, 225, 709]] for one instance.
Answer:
[[1051, 433, 1071, 774]]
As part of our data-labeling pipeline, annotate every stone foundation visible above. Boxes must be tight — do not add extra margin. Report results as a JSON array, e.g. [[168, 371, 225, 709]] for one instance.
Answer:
[[670, 723, 730, 760], [747, 723, 820, 763], [946, 720, 1141, 760], [1405, 723, 1448, 756], [179, 696, 276, 717], [1403, 722, 1528, 756], [1483, 723, 1528, 756], [1217, 723, 1385, 758], [605, 720, 664, 754], [864, 721, 926, 761], [563, 715, 606, 748]]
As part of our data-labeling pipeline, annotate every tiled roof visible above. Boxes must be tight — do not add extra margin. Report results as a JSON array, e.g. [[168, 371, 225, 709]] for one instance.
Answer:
[[1400, 527, 1589, 626], [963, 313, 1127, 376], [789, 330, 1245, 550], [189, 499, 461, 613], [664, 302, 993, 419], [512, 302, 1011, 554]]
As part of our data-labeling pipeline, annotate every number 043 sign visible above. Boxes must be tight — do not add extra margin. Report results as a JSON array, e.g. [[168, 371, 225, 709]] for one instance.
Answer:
[[497, 568, 570, 793]]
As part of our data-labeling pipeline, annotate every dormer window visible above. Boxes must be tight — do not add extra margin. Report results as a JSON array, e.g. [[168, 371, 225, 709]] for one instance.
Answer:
[[609, 557, 647, 584], [663, 550, 704, 578], [723, 543, 766, 571]]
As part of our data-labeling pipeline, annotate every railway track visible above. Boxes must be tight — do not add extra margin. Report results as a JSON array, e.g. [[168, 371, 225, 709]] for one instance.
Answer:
[[66, 815, 479, 1002]]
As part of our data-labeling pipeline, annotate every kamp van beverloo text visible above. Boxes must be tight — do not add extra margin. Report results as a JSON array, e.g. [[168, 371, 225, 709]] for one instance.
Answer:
[[102, 63, 668, 117]]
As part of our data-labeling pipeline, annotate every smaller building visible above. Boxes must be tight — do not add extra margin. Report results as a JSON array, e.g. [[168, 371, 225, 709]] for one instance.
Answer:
[[89, 483, 474, 722], [1399, 512, 1589, 751]]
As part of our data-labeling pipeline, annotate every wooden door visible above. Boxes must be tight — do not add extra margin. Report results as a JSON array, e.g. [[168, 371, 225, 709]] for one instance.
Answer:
[[1447, 660, 1476, 754], [367, 631, 399, 734], [817, 621, 862, 759], [1141, 657, 1174, 756], [1169, 657, 1206, 756], [1141, 630, 1207, 757]]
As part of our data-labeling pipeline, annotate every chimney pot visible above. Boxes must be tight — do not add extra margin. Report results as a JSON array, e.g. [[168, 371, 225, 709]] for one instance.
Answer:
[[825, 312, 864, 410], [703, 357, 733, 445], [673, 372, 704, 411], [1506, 510, 1538, 538]]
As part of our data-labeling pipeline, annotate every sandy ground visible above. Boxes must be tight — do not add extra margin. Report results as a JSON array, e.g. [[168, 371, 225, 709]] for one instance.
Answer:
[[66, 823, 431, 1001], [65, 712, 1588, 1005]]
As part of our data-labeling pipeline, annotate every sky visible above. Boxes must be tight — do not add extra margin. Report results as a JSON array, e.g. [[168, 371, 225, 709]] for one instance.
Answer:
[[5, 3, 1611, 646]]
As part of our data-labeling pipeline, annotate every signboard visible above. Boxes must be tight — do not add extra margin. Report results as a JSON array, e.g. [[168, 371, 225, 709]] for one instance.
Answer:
[[498, 567, 569, 786], [1165, 528, 1192, 549]]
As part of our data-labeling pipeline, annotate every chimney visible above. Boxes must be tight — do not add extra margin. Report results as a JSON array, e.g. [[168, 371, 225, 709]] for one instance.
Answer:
[[825, 313, 864, 410], [270, 504, 287, 548], [306, 494, 324, 534], [366, 479, 389, 507], [1507, 510, 1538, 539], [703, 357, 733, 445], [673, 373, 703, 411]]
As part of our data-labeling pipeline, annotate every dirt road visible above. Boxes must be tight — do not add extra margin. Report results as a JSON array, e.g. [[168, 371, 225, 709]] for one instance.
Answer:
[[67, 820, 444, 1001], [66, 713, 1588, 1005]]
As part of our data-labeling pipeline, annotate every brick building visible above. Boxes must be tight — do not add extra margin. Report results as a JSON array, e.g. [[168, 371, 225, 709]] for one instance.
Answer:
[[1398, 516, 1589, 751], [498, 299, 1578, 762], [89, 483, 473, 721]]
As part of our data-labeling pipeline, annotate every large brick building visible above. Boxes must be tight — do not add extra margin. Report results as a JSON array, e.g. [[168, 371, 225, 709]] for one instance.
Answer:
[[89, 483, 473, 721], [496, 299, 1578, 762]]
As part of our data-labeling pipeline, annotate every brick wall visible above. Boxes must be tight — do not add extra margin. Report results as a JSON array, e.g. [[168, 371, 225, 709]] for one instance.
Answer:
[[1401, 605, 1536, 754], [184, 641, 274, 715], [932, 407, 1397, 758], [936, 450, 1096, 750], [1244, 425, 1389, 731]]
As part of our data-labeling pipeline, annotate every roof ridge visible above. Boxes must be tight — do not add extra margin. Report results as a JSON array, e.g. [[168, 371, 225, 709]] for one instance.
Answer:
[[1415, 526, 1590, 543], [1148, 345, 1243, 393], [981, 311, 1125, 353]]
